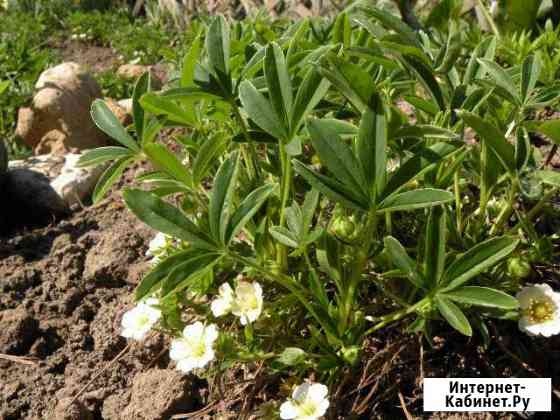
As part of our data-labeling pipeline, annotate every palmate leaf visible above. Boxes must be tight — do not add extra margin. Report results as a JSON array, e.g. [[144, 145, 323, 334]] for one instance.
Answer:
[[269, 226, 299, 248], [357, 94, 387, 196], [132, 72, 151, 141], [135, 249, 199, 299], [521, 54, 540, 103], [464, 36, 496, 86], [77, 146, 133, 167], [402, 55, 446, 111], [442, 286, 518, 310], [206, 15, 230, 83], [123, 189, 215, 250], [140, 93, 197, 126], [226, 183, 275, 244], [534, 119, 560, 145], [264, 42, 293, 129], [435, 295, 472, 336], [318, 54, 375, 113], [91, 100, 139, 152], [161, 253, 220, 297], [209, 153, 239, 245], [477, 59, 521, 105], [425, 206, 447, 287], [181, 29, 203, 88], [382, 142, 460, 198], [143, 143, 192, 187], [292, 160, 368, 210], [92, 156, 134, 204], [290, 68, 330, 136], [307, 119, 369, 202], [377, 188, 453, 213], [362, 7, 420, 48], [239, 80, 287, 140], [192, 134, 228, 185], [441, 236, 519, 291], [458, 111, 516, 173], [384, 236, 425, 289]]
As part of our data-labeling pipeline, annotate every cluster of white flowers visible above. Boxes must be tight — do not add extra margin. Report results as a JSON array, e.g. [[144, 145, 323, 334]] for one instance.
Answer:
[[280, 382, 330, 420], [517, 283, 560, 337], [118, 252, 330, 418], [211, 277, 263, 325]]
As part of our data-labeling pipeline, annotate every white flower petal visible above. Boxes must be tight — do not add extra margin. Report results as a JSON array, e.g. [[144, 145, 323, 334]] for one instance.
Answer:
[[279, 401, 299, 419], [307, 383, 329, 404]]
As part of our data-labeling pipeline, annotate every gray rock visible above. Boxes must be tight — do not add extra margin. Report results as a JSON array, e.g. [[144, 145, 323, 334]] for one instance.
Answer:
[[1, 168, 69, 232]]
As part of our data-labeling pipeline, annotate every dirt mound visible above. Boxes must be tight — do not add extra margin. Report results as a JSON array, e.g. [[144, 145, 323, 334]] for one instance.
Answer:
[[0, 166, 200, 420]]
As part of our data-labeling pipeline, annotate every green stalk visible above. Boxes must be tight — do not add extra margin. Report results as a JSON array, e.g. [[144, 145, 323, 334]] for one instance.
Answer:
[[454, 170, 462, 235], [277, 141, 292, 269], [339, 209, 377, 332], [231, 102, 260, 180], [479, 141, 489, 218], [490, 178, 519, 235], [363, 297, 429, 336]]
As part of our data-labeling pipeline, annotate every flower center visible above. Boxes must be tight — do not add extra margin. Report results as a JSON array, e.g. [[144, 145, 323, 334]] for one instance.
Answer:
[[524, 297, 556, 324], [297, 401, 318, 417], [191, 340, 207, 358], [136, 314, 150, 328]]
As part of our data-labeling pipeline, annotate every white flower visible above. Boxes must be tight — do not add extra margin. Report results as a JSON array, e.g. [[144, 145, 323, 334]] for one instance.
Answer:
[[146, 232, 169, 265], [211, 279, 263, 325], [280, 382, 330, 420], [170, 322, 219, 373], [211, 283, 234, 317], [231, 281, 263, 325], [517, 283, 560, 337], [120, 298, 161, 341]]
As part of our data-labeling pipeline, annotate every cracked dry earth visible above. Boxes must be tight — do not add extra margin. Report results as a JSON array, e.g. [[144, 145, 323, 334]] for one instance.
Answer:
[[0, 168, 203, 420]]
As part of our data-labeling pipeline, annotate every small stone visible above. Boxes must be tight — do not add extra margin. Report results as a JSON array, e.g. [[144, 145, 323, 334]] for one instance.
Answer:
[[52, 397, 93, 420]]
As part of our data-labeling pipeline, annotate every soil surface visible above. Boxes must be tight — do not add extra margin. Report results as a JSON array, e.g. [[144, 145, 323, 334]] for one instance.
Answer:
[[0, 165, 203, 420]]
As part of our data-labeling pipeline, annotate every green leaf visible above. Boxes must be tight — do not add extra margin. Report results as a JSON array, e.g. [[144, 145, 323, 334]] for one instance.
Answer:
[[206, 15, 230, 79], [402, 55, 446, 110], [92, 156, 134, 203], [143, 143, 192, 186], [270, 226, 299, 248], [521, 54, 540, 103], [441, 236, 518, 290], [384, 236, 425, 289], [181, 30, 202, 87], [264, 42, 292, 129], [135, 250, 198, 299], [534, 170, 560, 187], [133, 72, 150, 141], [162, 253, 219, 297], [77, 146, 133, 167], [293, 160, 368, 210], [435, 296, 472, 336], [318, 55, 375, 113], [140, 93, 196, 126], [123, 189, 215, 250], [382, 143, 460, 198], [91, 100, 139, 152], [392, 125, 459, 141], [534, 119, 560, 145], [290, 68, 330, 135], [458, 111, 516, 173], [307, 119, 369, 201], [226, 183, 275, 244], [425, 206, 447, 286], [209, 154, 239, 245], [192, 135, 228, 185], [464, 36, 496, 85], [239, 80, 287, 139], [357, 94, 387, 196], [515, 127, 530, 172], [477, 59, 521, 105], [362, 7, 420, 47], [378, 188, 453, 213], [442, 286, 519, 309]]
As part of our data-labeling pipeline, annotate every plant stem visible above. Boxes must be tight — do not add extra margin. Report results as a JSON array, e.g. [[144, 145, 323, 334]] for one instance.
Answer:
[[454, 170, 462, 235], [340, 209, 377, 332], [277, 141, 292, 269], [231, 102, 259, 180], [490, 178, 519, 235], [363, 297, 429, 336], [479, 141, 489, 218]]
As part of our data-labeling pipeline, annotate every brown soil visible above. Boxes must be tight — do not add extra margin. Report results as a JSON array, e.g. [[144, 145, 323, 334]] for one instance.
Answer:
[[56, 40, 121, 74], [0, 165, 203, 420]]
